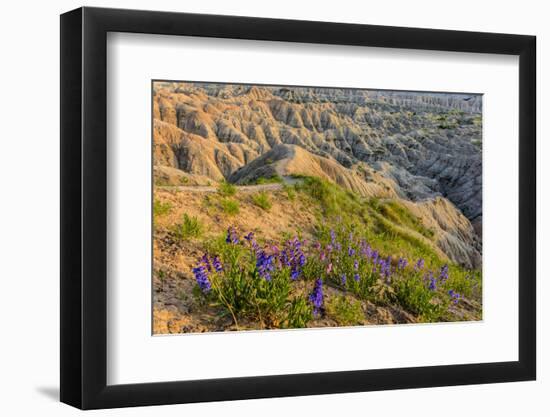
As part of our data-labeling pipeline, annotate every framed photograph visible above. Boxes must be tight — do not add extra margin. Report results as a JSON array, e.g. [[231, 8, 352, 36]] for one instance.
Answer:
[[60, 6, 536, 410]]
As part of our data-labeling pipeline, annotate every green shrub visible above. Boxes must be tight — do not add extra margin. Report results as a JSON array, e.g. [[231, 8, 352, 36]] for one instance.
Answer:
[[251, 192, 272, 211], [220, 199, 240, 215], [283, 184, 296, 201], [394, 274, 447, 322], [283, 297, 313, 328], [173, 214, 203, 240], [326, 296, 364, 326], [153, 199, 172, 217], [218, 180, 237, 196]]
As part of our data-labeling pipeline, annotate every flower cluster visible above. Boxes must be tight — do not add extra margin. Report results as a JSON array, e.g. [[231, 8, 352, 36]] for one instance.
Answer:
[[212, 256, 223, 272], [281, 237, 306, 280], [439, 264, 449, 282], [448, 289, 461, 304], [226, 226, 239, 245], [192, 263, 211, 293], [378, 257, 392, 281], [427, 271, 437, 291], [191, 225, 471, 321], [256, 249, 275, 281], [309, 278, 324, 316]]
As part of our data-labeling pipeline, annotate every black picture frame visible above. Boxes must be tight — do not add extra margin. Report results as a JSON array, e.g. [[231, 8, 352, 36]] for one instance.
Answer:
[[60, 6, 536, 410]]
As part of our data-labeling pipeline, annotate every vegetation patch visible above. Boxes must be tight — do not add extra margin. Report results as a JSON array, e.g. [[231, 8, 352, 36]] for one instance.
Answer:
[[218, 180, 237, 196], [219, 198, 240, 215], [153, 199, 172, 217], [251, 192, 272, 211], [173, 213, 203, 240]]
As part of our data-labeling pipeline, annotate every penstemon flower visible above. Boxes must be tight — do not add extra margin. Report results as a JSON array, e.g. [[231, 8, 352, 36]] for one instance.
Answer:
[[192, 263, 211, 293], [212, 256, 223, 272], [439, 264, 449, 282], [426, 271, 436, 291], [256, 250, 275, 281], [397, 257, 408, 271], [309, 278, 324, 316], [226, 226, 239, 245], [200, 253, 212, 272], [448, 290, 461, 304]]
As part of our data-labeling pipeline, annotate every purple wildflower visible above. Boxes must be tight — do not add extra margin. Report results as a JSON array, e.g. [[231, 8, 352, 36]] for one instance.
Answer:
[[354, 273, 360, 282], [330, 229, 336, 244], [354, 260, 359, 270], [309, 278, 324, 316], [439, 264, 449, 282], [425, 271, 436, 291], [225, 226, 239, 245], [448, 290, 461, 304], [341, 273, 347, 286], [326, 263, 333, 274], [244, 231, 259, 252], [281, 237, 306, 280], [414, 258, 425, 271], [256, 250, 275, 281], [212, 256, 223, 272], [379, 258, 391, 281], [348, 246, 355, 257], [192, 264, 211, 293], [371, 250, 379, 264], [200, 253, 212, 272], [361, 241, 372, 259], [397, 257, 408, 271]]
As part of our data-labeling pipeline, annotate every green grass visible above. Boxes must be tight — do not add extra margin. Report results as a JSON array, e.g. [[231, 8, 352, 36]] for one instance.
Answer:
[[220, 199, 240, 215], [153, 199, 172, 217], [250, 175, 283, 185], [173, 214, 203, 240], [251, 192, 272, 211], [394, 273, 448, 322], [325, 295, 364, 326], [284, 184, 296, 201], [376, 200, 434, 239], [218, 180, 237, 196]]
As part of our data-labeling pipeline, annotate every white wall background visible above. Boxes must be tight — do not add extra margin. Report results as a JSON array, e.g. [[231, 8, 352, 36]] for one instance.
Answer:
[[0, 0, 546, 415]]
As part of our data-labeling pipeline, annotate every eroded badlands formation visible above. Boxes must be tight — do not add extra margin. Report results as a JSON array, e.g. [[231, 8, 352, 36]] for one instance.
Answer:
[[153, 82, 482, 268]]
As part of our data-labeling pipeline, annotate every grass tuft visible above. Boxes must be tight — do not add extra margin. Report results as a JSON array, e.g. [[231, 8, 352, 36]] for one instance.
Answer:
[[251, 192, 272, 211], [220, 199, 240, 215], [173, 214, 203, 240], [218, 181, 237, 196]]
